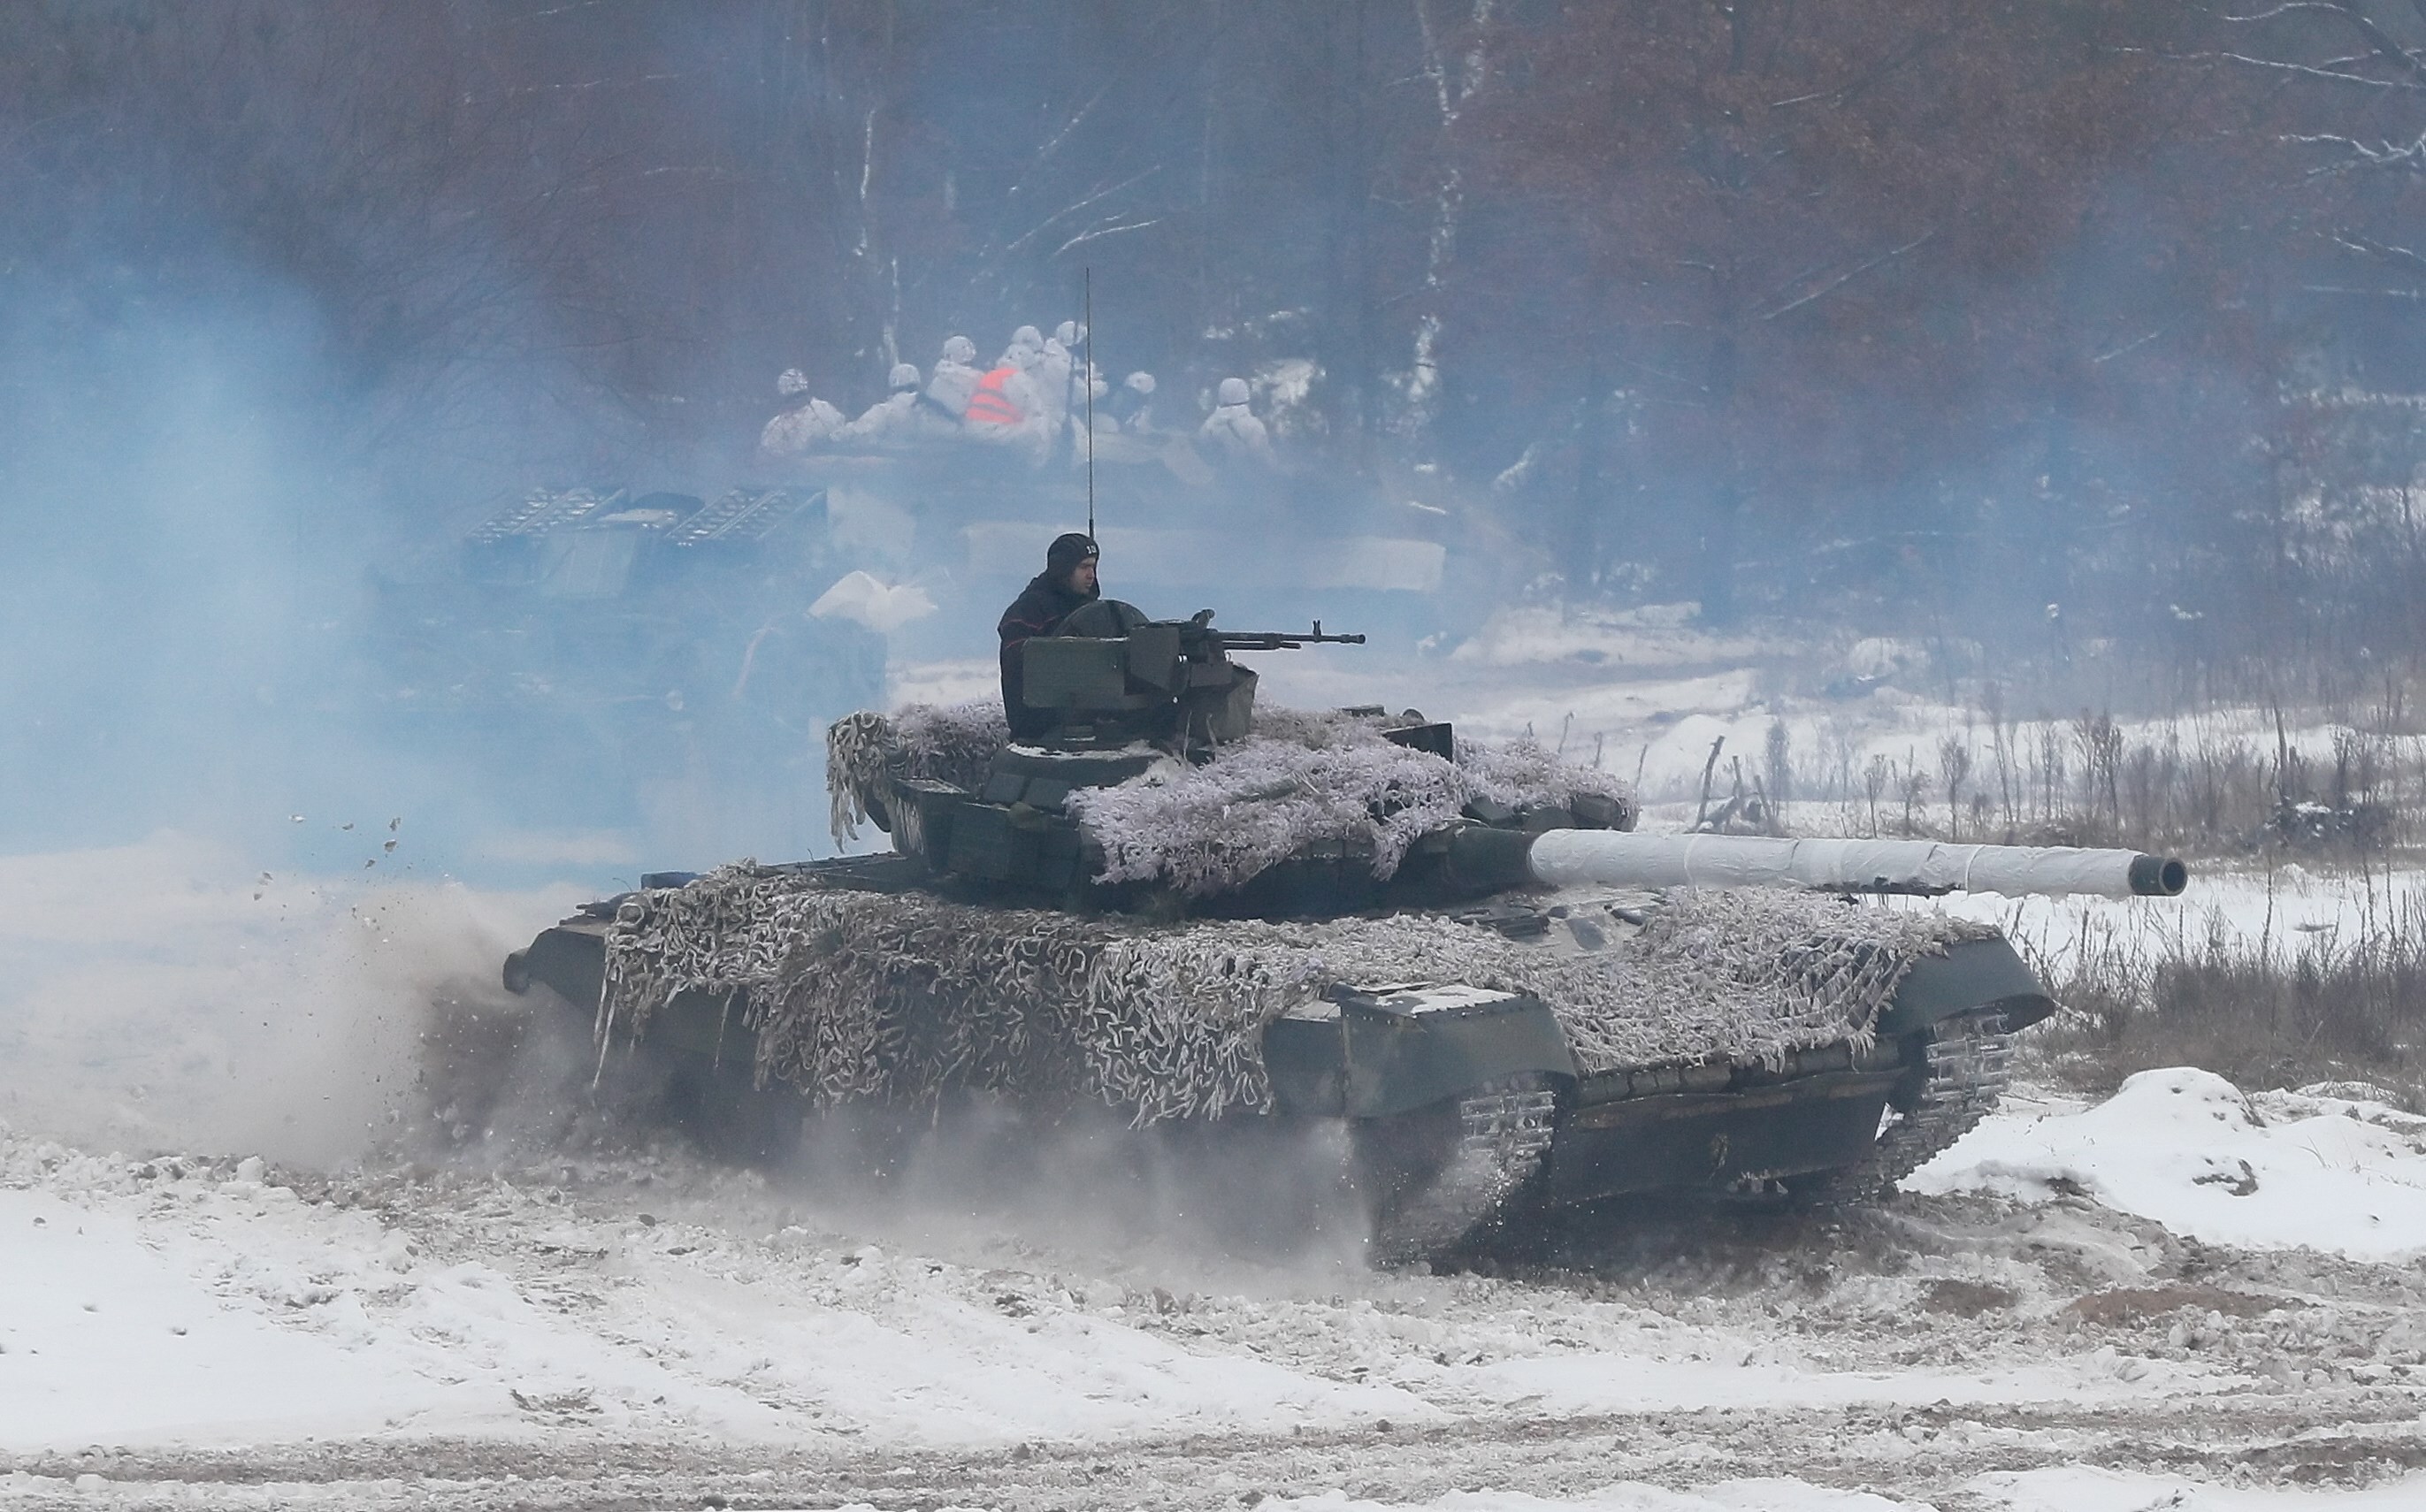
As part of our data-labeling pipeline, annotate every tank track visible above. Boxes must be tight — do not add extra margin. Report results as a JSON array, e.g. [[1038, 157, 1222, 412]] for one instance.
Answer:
[[1802, 1008, 2013, 1204], [1368, 1075, 1559, 1264]]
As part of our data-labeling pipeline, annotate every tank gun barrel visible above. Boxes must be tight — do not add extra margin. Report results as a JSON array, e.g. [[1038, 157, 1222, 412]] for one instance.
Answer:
[[1525, 830, 2188, 899]]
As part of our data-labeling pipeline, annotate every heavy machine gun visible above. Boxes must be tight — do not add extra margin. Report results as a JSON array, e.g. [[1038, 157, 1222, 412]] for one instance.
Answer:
[[1021, 600, 1366, 752], [1177, 609, 1367, 654]]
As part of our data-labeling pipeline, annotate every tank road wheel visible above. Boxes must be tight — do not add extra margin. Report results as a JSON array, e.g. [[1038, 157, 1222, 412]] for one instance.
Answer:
[[1796, 1008, 2014, 1206], [1351, 1074, 1559, 1266]]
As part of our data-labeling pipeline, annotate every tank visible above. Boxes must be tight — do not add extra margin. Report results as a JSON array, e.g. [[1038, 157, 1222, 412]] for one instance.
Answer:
[[501, 602, 2189, 1263]]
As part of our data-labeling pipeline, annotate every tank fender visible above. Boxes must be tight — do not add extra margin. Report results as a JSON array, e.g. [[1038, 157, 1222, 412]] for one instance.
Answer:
[[503, 919, 609, 1009], [1872, 935, 2056, 1037], [1265, 985, 1576, 1119]]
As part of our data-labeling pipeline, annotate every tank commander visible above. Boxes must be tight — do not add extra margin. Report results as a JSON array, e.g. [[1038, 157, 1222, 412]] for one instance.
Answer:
[[997, 531, 1100, 740]]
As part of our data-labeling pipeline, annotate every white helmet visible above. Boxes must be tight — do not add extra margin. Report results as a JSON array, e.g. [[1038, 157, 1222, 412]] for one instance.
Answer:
[[888, 363, 921, 391], [777, 369, 811, 397], [1011, 325, 1044, 350], [941, 335, 976, 365], [1055, 319, 1087, 346], [1217, 377, 1250, 407]]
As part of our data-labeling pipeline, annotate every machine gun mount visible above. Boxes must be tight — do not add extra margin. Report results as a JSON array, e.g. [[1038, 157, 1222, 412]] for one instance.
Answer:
[[1021, 600, 1366, 753]]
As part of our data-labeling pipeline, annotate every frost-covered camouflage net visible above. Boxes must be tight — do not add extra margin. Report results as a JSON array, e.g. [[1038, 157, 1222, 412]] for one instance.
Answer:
[[1458, 734, 1635, 815], [599, 865, 1997, 1123], [826, 701, 1009, 843], [824, 700, 1636, 894], [1067, 735, 1465, 891]]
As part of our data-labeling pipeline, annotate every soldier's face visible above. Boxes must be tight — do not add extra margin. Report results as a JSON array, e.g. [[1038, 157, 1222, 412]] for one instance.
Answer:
[[1070, 558, 1098, 594]]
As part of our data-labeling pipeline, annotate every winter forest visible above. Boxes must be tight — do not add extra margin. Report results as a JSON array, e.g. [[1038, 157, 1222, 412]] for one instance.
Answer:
[[16, 2, 2426, 676]]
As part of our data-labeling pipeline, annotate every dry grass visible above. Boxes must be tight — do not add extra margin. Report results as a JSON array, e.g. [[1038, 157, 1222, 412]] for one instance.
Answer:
[[2017, 890, 2426, 1109]]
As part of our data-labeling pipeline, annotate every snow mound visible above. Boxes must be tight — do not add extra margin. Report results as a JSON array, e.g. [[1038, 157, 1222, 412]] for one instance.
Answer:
[[809, 569, 937, 634], [1256, 1469, 2426, 1512], [1910, 1066, 2426, 1262], [1263, 1483, 1917, 1512], [1971, 1465, 2426, 1512]]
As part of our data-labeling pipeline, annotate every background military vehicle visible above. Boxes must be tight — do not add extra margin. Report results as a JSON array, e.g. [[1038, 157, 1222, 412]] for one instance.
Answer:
[[364, 484, 884, 836], [500, 602, 2187, 1263]]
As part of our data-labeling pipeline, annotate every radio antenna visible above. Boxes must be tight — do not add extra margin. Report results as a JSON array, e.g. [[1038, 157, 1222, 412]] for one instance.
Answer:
[[1084, 266, 1096, 540]]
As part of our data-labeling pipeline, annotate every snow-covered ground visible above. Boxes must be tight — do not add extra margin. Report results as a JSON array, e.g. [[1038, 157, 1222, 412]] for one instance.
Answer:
[[7, 837, 2426, 1508], [1912, 1072, 2426, 1262], [8, 1079, 2426, 1508]]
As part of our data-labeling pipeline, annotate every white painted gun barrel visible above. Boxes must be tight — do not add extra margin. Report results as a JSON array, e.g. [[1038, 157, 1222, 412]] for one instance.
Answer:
[[1525, 830, 2189, 899]]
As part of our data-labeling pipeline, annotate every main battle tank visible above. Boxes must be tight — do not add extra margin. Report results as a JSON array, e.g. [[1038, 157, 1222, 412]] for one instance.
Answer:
[[503, 602, 2188, 1262]]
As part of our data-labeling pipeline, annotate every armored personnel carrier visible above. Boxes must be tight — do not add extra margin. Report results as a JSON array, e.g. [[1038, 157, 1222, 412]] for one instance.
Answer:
[[502, 601, 2186, 1262]]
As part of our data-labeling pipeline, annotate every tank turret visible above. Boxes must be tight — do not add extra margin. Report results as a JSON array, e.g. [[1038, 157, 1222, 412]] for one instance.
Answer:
[[838, 604, 2188, 919]]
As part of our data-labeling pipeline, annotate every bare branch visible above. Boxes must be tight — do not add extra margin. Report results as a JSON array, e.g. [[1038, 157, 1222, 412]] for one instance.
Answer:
[[2322, 0, 2426, 79], [2093, 326, 2171, 363], [2301, 283, 2426, 298], [2284, 127, 2426, 171], [1053, 217, 1165, 258], [2108, 43, 2426, 88], [2333, 231, 2426, 271], [1756, 232, 1937, 321], [1001, 164, 1163, 255], [2217, 3, 2355, 19]]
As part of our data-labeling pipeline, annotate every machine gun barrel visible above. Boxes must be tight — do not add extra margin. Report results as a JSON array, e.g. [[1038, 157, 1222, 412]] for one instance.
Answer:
[[1524, 830, 2188, 899], [1193, 620, 1367, 652]]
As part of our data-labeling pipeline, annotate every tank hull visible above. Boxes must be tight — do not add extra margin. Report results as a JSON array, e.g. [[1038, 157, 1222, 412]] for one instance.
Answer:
[[506, 896, 2048, 1257]]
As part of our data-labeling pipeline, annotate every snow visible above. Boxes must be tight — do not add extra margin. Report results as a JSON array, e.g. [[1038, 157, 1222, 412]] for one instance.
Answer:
[[0, 831, 571, 1165], [1922, 863, 2426, 976], [1211, 1471, 2426, 1512], [0, 1035, 2310, 1464], [811, 569, 938, 634], [1260, 1485, 1920, 1512], [1445, 602, 1771, 672], [1910, 1068, 2426, 1262], [1970, 1468, 2426, 1512], [0, 1186, 455, 1449]]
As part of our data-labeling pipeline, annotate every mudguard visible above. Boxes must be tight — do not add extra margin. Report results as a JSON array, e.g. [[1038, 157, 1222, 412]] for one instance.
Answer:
[[1263, 985, 1576, 1119], [1872, 936, 2055, 1038], [503, 917, 609, 1007]]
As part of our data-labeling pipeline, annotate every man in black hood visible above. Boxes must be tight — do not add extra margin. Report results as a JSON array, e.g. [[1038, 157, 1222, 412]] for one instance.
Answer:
[[997, 531, 1100, 739]]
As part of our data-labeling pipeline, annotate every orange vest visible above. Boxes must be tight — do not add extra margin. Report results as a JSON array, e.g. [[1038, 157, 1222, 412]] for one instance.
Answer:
[[966, 367, 1025, 425]]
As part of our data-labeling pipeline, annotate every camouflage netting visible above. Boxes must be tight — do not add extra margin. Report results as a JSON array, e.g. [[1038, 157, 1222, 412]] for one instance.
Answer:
[[599, 864, 1998, 1124], [825, 701, 1008, 843], [1067, 735, 1465, 891], [823, 701, 1636, 894]]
